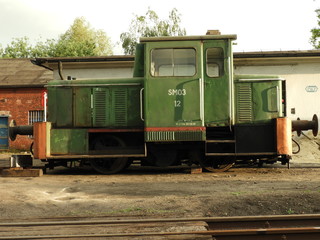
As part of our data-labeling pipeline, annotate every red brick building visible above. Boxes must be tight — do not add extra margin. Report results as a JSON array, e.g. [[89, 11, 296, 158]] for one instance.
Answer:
[[0, 59, 52, 150]]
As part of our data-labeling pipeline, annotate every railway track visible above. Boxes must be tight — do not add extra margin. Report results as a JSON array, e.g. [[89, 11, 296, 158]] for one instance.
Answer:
[[1, 214, 320, 239]]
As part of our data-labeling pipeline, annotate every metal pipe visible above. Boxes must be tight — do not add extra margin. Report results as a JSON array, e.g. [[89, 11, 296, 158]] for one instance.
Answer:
[[58, 61, 65, 80]]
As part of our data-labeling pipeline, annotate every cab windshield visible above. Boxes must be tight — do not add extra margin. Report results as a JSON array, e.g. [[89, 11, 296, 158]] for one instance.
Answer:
[[151, 48, 196, 77]]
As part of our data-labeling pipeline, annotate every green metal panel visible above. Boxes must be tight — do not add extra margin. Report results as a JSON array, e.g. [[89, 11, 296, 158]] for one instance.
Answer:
[[57, 88, 73, 127], [203, 40, 233, 127], [47, 88, 57, 124], [74, 87, 92, 127], [50, 129, 88, 154], [133, 43, 145, 77], [144, 41, 204, 132], [92, 86, 143, 128], [127, 87, 144, 127], [49, 87, 73, 127], [145, 78, 202, 126], [235, 76, 283, 123], [47, 78, 144, 129], [252, 81, 282, 121]]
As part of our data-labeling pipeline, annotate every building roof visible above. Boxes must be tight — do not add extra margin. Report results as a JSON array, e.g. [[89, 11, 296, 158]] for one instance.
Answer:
[[32, 55, 135, 71], [0, 59, 52, 88], [234, 50, 320, 58], [140, 34, 237, 42], [234, 50, 320, 66]]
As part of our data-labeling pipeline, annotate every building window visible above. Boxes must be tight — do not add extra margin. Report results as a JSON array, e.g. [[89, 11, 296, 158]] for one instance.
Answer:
[[151, 48, 196, 77], [28, 110, 44, 125], [206, 48, 224, 77]]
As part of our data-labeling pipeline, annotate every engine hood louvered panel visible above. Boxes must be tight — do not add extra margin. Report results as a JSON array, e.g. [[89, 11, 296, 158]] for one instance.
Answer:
[[93, 88, 109, 126], [145, 130, 205, 142], [93, 88, 129, 127], [237, 83, 253, 122], [114, 89, 127, 126]]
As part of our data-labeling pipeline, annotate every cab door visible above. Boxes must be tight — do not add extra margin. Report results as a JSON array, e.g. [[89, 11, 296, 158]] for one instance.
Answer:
[[203, 40, 233, 126], [144, 41, 205, 141]]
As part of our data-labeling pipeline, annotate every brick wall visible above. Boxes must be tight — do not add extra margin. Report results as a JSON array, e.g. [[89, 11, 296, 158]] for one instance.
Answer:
[[0, 87, 45, 150]]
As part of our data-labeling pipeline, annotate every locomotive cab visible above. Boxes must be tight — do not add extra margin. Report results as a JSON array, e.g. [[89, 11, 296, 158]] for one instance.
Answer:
[[141, 35, 236, 141], [139, 34, 291, 171]]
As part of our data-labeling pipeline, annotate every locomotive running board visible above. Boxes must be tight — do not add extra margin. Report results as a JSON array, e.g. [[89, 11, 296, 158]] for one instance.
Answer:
[[46, 154, 146, 159], [206, 152, 277, 156], [47, 144, 147, 159]]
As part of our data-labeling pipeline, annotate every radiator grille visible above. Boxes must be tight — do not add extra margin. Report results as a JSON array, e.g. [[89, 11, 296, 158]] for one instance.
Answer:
[[146, 131, 204, 141], [114, 89, 127, 126], [93, 89, 108, 126], [93, 88, 128, 127], [237, 84, 253, 122]]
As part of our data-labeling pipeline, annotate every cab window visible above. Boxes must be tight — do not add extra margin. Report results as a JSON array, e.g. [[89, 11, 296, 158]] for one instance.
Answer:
[[151, 48, 196, 77], [206, 48, 224, 77]]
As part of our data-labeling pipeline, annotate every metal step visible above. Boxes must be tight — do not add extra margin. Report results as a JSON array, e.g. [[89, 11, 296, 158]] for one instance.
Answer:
[[206, 152, 277, 157], [206, 139, 235, 143], [206, 153, 236, 156]]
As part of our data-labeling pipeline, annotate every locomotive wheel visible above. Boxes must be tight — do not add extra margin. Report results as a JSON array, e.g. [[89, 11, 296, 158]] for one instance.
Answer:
[[90, 135, 128, 174], [202, 158, 235, 172], [190, 151, 234, 172]]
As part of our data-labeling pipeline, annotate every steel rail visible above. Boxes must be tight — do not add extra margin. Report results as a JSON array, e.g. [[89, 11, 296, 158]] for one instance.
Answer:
[[1, 227, 320, 239], [0, 214, 320, 239], [1, 214, 320, 227]]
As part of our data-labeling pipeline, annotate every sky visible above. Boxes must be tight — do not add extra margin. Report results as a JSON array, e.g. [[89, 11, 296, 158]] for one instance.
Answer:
[[0, 0, 319, 54]]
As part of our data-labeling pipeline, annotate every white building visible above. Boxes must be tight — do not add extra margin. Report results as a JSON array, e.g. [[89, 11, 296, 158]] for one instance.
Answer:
[[234, 50, 320, 120]]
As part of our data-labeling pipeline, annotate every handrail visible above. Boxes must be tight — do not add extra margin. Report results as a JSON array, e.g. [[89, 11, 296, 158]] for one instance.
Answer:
[[140, 88, 144, 121]]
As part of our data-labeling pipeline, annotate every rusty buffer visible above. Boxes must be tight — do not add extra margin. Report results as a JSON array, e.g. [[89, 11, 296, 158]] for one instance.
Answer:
[[292, 114, 318, 136], [9, 120, 33, 141]]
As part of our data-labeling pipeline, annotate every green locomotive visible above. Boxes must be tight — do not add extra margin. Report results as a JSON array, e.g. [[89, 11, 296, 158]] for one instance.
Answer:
[[11, 33, 316, 174]]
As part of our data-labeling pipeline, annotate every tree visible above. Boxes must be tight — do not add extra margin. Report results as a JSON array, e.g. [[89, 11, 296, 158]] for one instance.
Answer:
[[54, 17, 113, 57], [1, 37, 32, 58], [310, 9, 320, 48], [120, 8, 186, 55], [30, 39, 57, 58], [0, 17, 113, 58], [0, 37, 57, 58]]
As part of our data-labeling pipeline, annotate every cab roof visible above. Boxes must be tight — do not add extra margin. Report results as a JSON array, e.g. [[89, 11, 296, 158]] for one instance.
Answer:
[[140, 34, 237, 43]]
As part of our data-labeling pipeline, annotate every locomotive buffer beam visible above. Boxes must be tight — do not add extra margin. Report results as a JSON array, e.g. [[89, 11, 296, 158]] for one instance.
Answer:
[[292, 114, 318, 137]]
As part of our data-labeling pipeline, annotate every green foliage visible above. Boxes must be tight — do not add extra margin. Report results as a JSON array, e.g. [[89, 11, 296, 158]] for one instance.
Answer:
[[286, 208, 295, 214], [0, 17, 113, 58], [310, 9, 320, 49], [54, 17, 113, 57], [31, 39, 58, 58], [1, 37, 32, 58], [120, 8, 186, 55]]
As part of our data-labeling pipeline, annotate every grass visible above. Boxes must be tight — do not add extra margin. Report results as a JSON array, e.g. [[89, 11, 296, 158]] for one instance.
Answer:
[[286, 208, 295, 214], [231, 191, 246, 196]]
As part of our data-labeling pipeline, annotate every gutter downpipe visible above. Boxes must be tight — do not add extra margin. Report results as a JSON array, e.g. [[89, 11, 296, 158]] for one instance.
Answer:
[[58, 61, 65, 80]]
